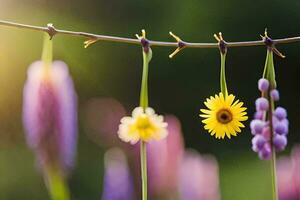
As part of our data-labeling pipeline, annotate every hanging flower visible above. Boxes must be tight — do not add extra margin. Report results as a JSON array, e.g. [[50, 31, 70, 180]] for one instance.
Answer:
[[200, 92, 248, 139], [118, 107, 168, 144], [200, 33, 248, 139], [251, 78, 289, 160], [23, 60, 77, 174], [23, 35, 77, 177]]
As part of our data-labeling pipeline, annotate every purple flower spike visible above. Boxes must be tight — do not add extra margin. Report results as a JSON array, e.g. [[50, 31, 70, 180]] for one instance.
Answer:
[[270, 89, 280, 101], [250, 119, 265, 135], [258, 143, 271, 160], [258, 78, 269, 92], [255, 97, 269, 111], [23, 61, 77, 174], [273, 134, 287, 152], [274, 107, 287, 121], [252, 135, 266, 152], [274, 121, 289, 135]]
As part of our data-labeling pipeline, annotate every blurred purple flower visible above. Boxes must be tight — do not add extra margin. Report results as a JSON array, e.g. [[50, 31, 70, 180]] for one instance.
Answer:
[[147, 115, 184, 198], [84, 97, 126, 147], [23, 60, 77, 174], [277, 145, 300, 200], [178, 150, 220, 200], [102, 148, 134, 200]]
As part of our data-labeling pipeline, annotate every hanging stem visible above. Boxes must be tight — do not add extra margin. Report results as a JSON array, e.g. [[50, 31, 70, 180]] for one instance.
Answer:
[[263, 49, 278, 200], [42, 33, 53, 69], [220, 53, 228, 96], [268, 50, 278, 200], [139, 47, 152, 200]]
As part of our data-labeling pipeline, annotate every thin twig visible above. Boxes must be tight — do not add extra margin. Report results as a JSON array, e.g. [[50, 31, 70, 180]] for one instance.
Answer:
[[1, 20, 300, 48]]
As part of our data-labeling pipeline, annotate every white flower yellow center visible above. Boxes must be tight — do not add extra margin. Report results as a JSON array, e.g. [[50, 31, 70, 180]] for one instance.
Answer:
[[118, 107, 168, 144]]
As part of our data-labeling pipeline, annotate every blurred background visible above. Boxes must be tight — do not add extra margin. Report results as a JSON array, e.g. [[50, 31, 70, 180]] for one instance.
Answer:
[[0, 0, 300, 199]]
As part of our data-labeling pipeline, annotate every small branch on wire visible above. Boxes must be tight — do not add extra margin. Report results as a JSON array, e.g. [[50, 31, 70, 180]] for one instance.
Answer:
[[1, 20, 300, 50]]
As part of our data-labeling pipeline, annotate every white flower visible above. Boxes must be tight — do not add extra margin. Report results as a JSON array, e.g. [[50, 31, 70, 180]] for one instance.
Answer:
[[118, 107, 168, 144]]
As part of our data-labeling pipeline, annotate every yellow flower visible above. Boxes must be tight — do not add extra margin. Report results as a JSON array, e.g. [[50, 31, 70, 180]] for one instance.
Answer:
[[118, 107, 168, 144], [200, 93, 248, 139]]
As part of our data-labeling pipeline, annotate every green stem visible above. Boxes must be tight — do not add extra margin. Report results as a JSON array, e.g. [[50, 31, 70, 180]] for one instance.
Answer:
[[42, 33, 53, 67], [139, 48, 152, 200], [262, 50, 270, 79], [46, 169, 70, 200], [263, 49, 278, 200], [220, 53, 228, 96], [140, 141, 148, 200], [139, 50, 151, 108]]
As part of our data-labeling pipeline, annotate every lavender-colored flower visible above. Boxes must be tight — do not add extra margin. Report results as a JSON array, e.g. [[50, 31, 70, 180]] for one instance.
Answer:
[[258, 143, 271, 160], [178, 150, 220, 200], [255, 97, 269, 111], [102, 148, 134, 200], [270, 89, 280, 101], [274, 120, 288, 135], [252, 135, 266, 152], [23, 61, 77, 174], [258, 78, 269, 92], [274, 107, 287, 121], [273, 134, 287, 151], [250, 119, 265, 135]]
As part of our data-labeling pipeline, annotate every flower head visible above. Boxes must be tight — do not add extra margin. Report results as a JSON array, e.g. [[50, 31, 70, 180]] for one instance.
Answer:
[[250, 78, 289, 159], [118, 107, 168, 144], [23, 60, 77, 174], [200, 92, 248, 139]]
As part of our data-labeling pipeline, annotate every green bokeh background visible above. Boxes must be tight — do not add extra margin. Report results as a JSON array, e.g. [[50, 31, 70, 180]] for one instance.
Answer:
[[0, 0, 299, 199]]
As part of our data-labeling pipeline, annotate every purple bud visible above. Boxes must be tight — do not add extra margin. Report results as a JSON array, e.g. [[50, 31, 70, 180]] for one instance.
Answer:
[[258, 143, 271, 160], [270, 89, 280, 101], [258, 78, 269, 92], [23, 61, 77, 174], [256, 97, 269, 111], [274, 107, 287, 121], [254, 111, 264, 120], [273, 134, 287, 152], [252, 135, 267, 152], [250, 119, 265, 135], [274, 120, 288, 135]]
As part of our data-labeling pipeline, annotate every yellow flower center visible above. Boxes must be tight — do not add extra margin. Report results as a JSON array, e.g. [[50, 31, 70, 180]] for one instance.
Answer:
[[136, 114, 152, 129], [216, 109, 233, 124], [134, 114, 158, 139]]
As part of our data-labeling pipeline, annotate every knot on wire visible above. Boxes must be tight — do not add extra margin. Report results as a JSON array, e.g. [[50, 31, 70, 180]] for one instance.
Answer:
[[136, 29, 150, 53], [261, 29, 285, 58], [169, 32, 186, 58], [46, 23, 57, 40], [214, 32, 227, 55]]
